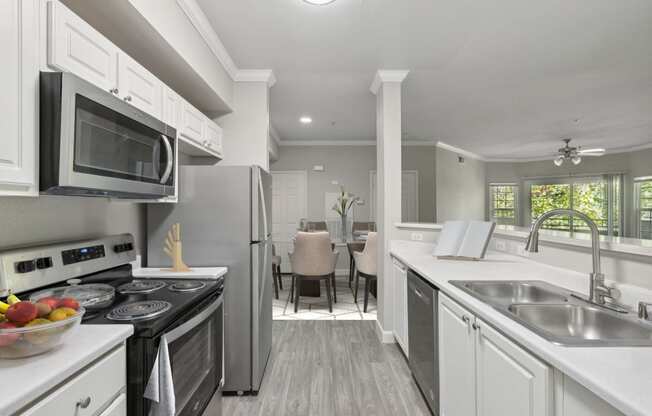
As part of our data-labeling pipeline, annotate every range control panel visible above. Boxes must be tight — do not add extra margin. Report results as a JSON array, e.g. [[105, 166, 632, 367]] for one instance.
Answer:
[[61, 244, 106, 265], [0, 234, 136, 296]]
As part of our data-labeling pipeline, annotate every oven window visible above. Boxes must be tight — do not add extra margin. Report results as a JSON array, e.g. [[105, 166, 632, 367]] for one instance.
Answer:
[[168, 313, 217, 414], [74, 94, 170, 184]]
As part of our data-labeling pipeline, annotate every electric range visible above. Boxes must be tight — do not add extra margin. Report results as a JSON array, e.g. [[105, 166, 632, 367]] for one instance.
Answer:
[[0, 234, 224, 416]]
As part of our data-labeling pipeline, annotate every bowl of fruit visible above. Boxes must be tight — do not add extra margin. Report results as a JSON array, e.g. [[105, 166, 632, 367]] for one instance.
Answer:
[[0, 294, 85, 359]]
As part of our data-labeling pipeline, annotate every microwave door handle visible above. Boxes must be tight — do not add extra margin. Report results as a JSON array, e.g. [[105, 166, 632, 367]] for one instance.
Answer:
[[165, 295, 223, 344], [160, 134, 173, 185]]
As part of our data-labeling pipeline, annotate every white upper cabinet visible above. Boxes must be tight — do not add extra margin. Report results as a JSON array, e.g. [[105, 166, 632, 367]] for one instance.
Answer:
[[47, 0, 118, 93], [438, 293, 552, 416], [179, 98, 204, 145], [162, 86, 181, 129], [0, 0, 38, 196], [204, 117, 224, 157], [117, 53, 162, 119]]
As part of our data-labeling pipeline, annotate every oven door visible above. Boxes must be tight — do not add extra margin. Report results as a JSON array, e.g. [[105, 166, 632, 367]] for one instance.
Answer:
[[42, 72, 176, 198], [165, 294, 223, 416]]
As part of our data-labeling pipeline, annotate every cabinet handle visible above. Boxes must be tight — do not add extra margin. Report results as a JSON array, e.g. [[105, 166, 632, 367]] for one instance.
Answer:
[[109, 88, 119, 95], [76, 396, 91, 409], [472, 322, 480, 330], [123, 95, 132, 102], [462, 315, 470, 324]]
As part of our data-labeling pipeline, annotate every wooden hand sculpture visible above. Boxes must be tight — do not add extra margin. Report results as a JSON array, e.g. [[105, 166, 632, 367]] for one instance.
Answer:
[[163, 223, 191, 272]]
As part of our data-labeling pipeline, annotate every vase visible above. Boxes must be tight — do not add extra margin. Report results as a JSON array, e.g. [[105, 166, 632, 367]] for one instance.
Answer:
[[341, 214, 348, 242]]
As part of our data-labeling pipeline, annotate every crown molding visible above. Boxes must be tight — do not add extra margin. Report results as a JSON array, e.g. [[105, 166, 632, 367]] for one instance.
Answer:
[[177, 0, 276, 86], [277, 139, 438, 147], [370, 70, 410, 95], [235, 69, 277, 87], [176, 0, 239, 80], [435, 141, 486, 161]]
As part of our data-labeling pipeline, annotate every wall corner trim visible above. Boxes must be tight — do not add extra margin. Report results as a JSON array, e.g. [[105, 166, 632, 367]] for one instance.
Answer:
[[370, 70, 410, 95]]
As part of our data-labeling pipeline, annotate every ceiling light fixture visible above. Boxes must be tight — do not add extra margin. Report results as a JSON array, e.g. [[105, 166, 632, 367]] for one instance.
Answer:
[[551, 138, 605, 167], [300, 116, 313, 124], [303, 0, 336, 5]]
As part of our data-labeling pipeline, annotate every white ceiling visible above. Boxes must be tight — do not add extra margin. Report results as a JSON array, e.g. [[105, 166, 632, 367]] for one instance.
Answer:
[[197, 0, 652, 159]]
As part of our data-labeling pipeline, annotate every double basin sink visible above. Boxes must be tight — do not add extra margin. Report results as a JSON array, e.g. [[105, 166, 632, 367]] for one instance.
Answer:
[[450, 280, 652, 347]]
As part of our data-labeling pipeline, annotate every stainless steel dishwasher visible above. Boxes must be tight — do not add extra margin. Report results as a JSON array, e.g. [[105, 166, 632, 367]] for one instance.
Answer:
[[407, 269, 439, 415]]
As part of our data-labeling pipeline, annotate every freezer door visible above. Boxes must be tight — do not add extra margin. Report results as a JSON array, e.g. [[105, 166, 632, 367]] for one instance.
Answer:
[[251, 166, 273, 242], [251, 240, 273, 392]]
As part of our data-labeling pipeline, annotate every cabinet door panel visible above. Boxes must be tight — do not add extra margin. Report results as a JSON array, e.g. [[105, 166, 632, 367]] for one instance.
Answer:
[[392, 260, 409, 355], [204, 119, 223, 156], [439, 293, 476, 416], [117, 54, 162, 119], [179, 100, 204, 145], [99, 393, 127, 416], [555, 372, 623, 416], [48, 1, 118, 91], [0, 0, 37, 195], [162, 86, 180, 129], [476, 319, 552, 416]]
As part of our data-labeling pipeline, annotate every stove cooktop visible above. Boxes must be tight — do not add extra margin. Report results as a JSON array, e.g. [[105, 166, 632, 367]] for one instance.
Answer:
[[24, 264, 223, 338]]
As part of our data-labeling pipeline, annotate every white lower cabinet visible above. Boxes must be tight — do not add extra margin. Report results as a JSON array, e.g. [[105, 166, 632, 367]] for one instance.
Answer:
[[23, 345, 127, 416], [439, 293, 552, 416], [554, 370, 624, 416], [392, 258, 409, 356]]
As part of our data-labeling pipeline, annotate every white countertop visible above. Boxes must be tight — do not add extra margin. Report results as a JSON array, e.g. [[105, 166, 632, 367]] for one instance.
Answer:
[[133, 266, 228, 280], [0, 324, 133, 415], [390, 240, 652, 416]]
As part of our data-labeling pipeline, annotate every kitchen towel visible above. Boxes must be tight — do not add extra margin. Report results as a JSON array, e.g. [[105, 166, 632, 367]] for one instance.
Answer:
[[144, 334, 176, 416]]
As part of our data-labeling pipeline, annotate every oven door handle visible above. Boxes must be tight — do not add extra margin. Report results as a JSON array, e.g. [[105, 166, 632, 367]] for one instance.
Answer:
[[165, 295, 223, 344], [159, 134, 173, 185]]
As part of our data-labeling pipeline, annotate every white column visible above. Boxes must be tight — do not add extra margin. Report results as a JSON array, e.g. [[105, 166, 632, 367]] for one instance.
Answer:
[[370, 70, 409, 342]]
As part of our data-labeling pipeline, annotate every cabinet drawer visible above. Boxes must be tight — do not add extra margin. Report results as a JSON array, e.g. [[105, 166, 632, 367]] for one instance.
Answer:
[[100, 392, 126, 416], [23, 345, 126, 416]]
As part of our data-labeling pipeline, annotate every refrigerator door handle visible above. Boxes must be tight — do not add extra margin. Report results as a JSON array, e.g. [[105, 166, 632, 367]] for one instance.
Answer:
[[257, 169, 269, 239]]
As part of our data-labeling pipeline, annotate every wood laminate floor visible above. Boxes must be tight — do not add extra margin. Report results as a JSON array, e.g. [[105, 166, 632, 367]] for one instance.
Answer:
[[203, 320, 431, 416]]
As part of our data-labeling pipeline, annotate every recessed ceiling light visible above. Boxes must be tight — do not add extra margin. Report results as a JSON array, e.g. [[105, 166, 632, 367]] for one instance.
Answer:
[[303, 0, 336, 5], [300, 116, 313, 124]]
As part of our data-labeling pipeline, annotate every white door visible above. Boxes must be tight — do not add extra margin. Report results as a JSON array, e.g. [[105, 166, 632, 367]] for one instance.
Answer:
[[271, 171, 307, 273], [47, 1, 118, 92], [370, 171, 419, 222], [179, 98, 204, 145], [392, 259, 409, 356], [439, 293, 477, 416], [0, 0, 38, 196], [117, 53, 162, 119], [475, 318, 552, 416]]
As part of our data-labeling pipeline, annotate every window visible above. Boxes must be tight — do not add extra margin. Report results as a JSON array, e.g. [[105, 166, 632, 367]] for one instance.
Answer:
[[635, 178, 652, 239], [489, 184, 518, 225], [526, 175, 622, 236]]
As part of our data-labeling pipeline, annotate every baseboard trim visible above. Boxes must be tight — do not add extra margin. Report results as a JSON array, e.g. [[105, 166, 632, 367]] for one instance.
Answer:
[[375, 320, 396, 344]]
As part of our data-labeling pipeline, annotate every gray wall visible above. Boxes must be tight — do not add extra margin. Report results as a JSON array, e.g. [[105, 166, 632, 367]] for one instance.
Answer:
[[270, 145, 437, 223], [271, 146, 376, 221], [436, 147, 487, 222], [485, 147, 652, 235], [0, 196, 145, 254]]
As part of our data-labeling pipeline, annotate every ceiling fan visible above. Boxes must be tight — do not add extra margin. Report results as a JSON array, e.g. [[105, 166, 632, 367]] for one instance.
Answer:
[[553, 138, 605, 166]]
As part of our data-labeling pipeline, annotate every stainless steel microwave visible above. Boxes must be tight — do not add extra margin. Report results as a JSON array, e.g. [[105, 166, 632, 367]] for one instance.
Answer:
[[39, 71, 176, 199]]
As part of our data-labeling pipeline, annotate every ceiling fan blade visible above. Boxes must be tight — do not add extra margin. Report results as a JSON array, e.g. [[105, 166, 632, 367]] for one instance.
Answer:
[[578, 148, 605, 156]]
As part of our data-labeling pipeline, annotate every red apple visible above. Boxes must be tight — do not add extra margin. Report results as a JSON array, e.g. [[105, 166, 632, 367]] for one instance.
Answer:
[[36, 297, 60, 310], [6, 302, 38, 325], [57, 297, 79, 311], [0, 322, 20, 347]]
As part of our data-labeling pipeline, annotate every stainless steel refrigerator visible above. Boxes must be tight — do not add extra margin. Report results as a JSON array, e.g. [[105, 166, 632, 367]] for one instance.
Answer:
[[147, 165, 273, 394]]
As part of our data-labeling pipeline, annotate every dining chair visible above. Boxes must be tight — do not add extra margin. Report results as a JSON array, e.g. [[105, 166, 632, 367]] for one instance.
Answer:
[[353, 232, 377, 313], [272, 244, 283, 300], [289, 231, 339, 313]]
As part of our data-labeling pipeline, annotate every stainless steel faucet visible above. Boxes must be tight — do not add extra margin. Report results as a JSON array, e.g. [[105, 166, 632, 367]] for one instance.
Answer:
[[525, 208, 626, 312]]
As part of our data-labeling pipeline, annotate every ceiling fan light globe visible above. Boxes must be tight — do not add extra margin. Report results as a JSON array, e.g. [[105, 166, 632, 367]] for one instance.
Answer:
[[554, 156, 564, 167], [571, 155, 582, 165]]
